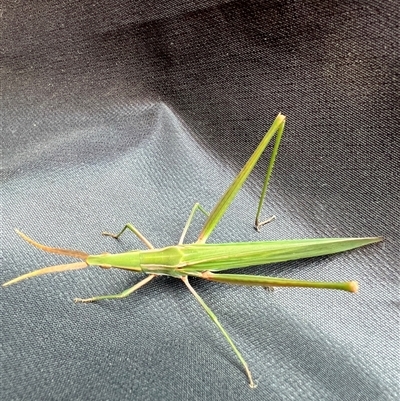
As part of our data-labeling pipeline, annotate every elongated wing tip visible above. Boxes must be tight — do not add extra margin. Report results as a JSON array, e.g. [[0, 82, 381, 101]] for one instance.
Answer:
[[364, 236, 383, 242], [355, 236, 383, 244]]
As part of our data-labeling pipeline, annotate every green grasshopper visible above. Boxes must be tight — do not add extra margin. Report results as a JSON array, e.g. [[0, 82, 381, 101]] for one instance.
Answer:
[[3, 113, 381, 388]]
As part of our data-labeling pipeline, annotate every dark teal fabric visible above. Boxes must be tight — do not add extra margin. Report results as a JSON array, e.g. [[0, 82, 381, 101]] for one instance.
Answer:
[[2, 1, 398, 400]]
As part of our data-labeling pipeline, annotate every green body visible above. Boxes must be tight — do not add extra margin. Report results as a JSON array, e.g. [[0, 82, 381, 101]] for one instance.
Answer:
[[85, 237, 380, 293], [3, 114, 382, 388], [87, 237, 379, 277]]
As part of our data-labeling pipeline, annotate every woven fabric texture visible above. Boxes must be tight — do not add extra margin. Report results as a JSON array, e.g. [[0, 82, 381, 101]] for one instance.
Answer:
[[2, 1, 398, 400]]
